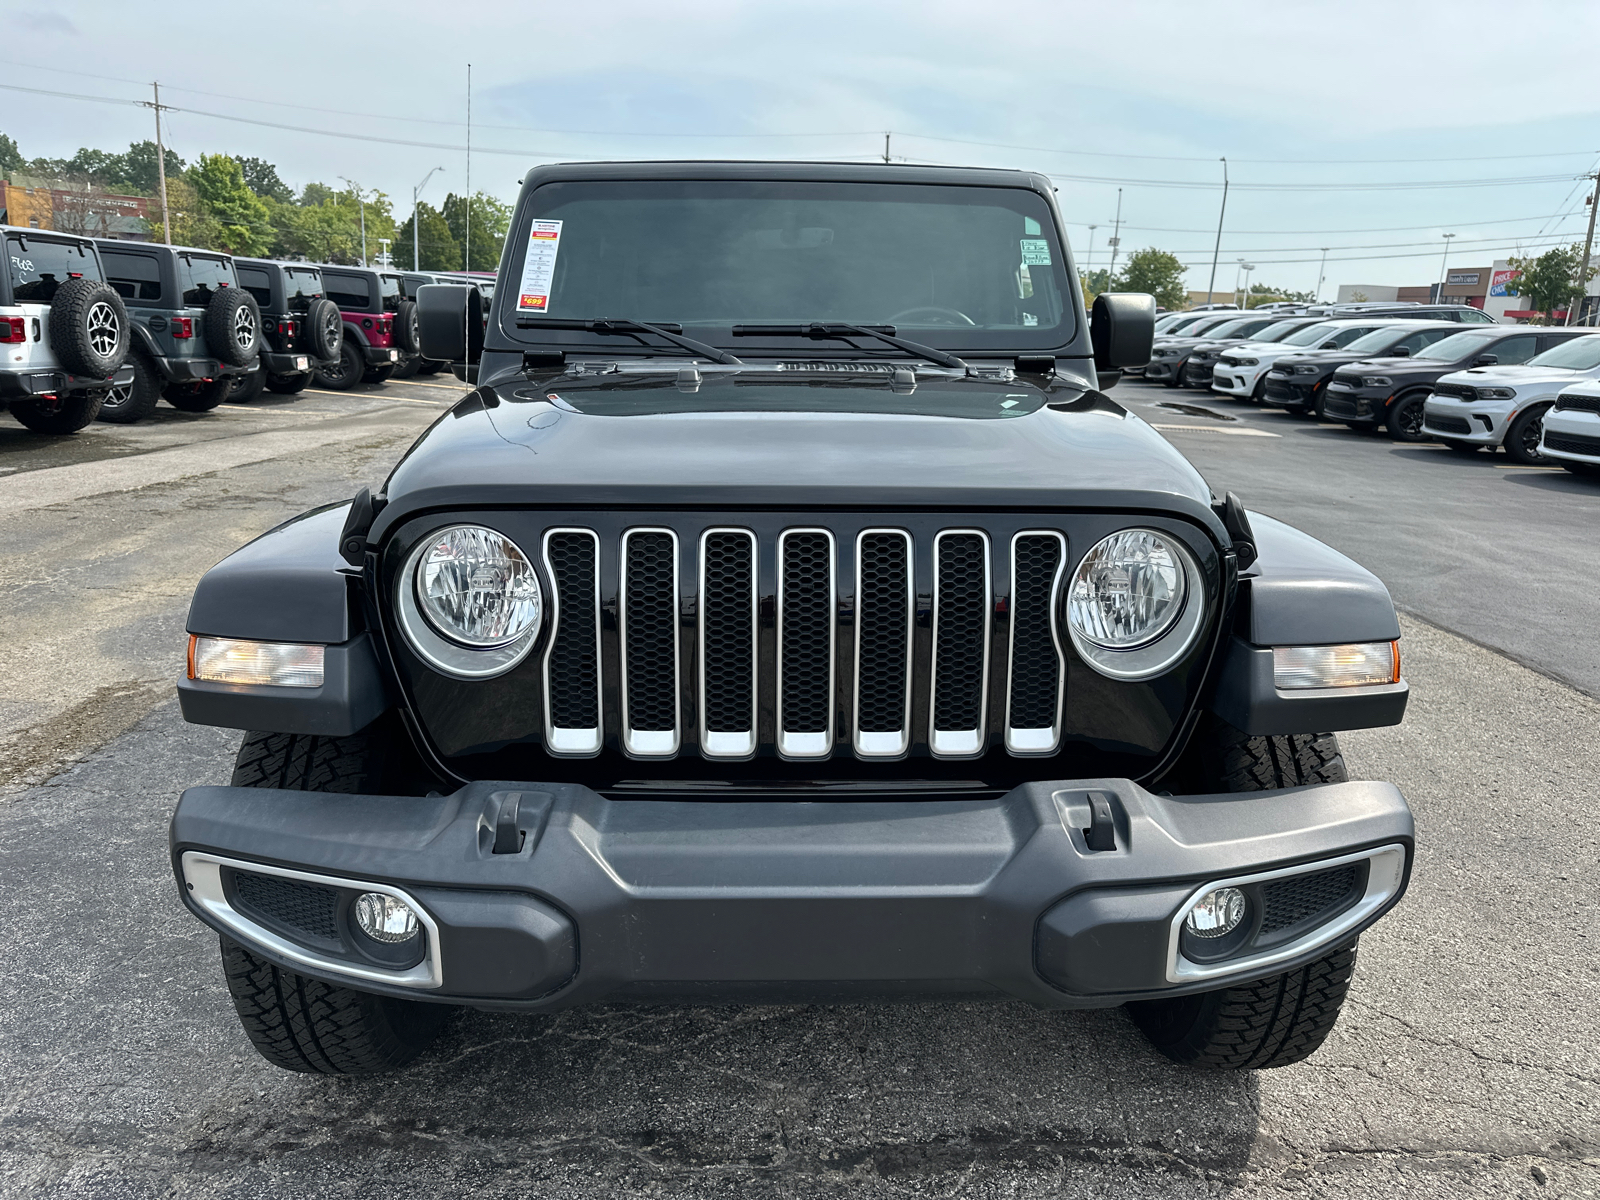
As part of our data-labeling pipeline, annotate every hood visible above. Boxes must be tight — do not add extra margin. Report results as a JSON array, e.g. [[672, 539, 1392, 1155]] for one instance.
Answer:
[[375, 368, 1223, 540], [1437, 364, 1582, 386]]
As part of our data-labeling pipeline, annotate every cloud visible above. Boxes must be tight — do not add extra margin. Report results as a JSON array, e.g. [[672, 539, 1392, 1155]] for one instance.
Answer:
[[11, 10, 78, 34]]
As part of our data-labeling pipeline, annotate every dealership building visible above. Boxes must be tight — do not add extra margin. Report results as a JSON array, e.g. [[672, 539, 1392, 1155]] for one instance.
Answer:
[[1336, 260, 1598, 322]]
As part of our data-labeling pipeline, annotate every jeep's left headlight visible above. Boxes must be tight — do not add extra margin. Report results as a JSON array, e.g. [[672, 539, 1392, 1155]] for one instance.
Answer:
[[1066, 529, 1206, 681], [398, 525, 543, 679]]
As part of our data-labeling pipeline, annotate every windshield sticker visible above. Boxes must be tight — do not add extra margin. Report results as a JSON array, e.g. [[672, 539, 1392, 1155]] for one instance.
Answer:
[[516, 219, 563, 314], [1020, 239, 1051, 267]]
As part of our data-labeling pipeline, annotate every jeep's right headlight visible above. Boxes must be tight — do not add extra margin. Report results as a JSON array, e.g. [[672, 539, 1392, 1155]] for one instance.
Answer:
[[397, 525, 544, 679], [1066, 529, 1205, 681]]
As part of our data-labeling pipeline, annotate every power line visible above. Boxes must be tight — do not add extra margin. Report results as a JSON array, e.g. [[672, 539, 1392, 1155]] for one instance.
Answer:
[[1059, 212, 1585, 236]]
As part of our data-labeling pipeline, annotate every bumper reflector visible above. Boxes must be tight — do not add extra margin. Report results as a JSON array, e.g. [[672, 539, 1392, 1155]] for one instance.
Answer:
[[188, 635, 325, 688], [1272, 641, 1400, 690]]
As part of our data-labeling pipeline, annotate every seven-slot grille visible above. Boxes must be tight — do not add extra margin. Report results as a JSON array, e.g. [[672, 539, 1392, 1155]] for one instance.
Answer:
[[537, 525, 1074, 761]]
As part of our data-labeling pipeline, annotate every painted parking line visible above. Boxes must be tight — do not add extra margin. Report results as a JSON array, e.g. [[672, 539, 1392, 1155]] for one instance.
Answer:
[[398, 378, 472, 391], [303, 388, 446, 405], [1150, 423, 1281, 438]]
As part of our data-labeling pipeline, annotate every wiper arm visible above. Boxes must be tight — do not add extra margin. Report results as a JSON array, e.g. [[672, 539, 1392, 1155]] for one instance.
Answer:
[[514, 317, 742, 365], [731, 322, 968, 371]]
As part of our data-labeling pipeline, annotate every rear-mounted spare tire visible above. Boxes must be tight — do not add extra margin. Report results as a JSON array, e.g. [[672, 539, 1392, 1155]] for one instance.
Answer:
[[49, 278, 129, 378], [304, 296, 343, 360], [205, 286, 261, 367], [394, 299, 420, 354]]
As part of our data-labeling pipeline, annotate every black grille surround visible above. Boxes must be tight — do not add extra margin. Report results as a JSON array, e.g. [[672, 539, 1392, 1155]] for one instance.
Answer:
[[386, 512, 1224, 783], [1544, 429, 1600, 457]]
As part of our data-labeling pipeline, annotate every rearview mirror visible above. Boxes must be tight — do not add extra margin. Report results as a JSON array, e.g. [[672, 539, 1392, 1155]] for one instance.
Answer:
[[1091, 292, 1156, 377], [1473, 353, 1498, 366], [416, 283, 484, 365]]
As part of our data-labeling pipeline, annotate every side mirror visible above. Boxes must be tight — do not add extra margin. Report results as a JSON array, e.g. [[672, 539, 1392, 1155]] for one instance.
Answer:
[[1091, 292, 1156, 374], [1473, 353, 1498, 366], [417, 284, 484, 364], [1319, 340, 1339, 349], [1389, 346, 1412, 357]]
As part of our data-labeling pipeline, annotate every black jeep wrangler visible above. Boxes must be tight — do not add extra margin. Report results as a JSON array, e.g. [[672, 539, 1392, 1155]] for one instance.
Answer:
[[390, 272, 453, 378], [1, 224, 133, 434], [171, 163, 1414, 1076], [227, 259, 344, 400], [95, 241, 261, 422]]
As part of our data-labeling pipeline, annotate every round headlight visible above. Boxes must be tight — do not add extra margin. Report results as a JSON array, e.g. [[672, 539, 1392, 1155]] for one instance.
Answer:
[[415, 525, 542, 648], [1067, 529, 1188, 650]]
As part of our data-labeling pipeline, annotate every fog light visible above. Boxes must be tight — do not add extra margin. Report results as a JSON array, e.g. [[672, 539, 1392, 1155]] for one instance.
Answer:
[[1273, 641, 1400, 689], [354, 893, 420, 944], [1185, 887, 1247, 938], [188, 635, 324, 688]]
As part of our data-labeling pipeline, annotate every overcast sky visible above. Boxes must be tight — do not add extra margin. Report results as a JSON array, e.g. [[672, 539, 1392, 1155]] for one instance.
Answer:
[[5, 0, 1599, 295]]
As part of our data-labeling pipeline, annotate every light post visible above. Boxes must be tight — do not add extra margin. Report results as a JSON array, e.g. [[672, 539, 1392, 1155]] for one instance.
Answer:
[[412, 166, 445, 271], [377, 238, 392, 268], [1241, 262, 1255, 307], [1437, 232, 1456, 304], [1206, 157, 1229, 306], [1315, 247, 1329, 302], [339, 176, 369, 266]]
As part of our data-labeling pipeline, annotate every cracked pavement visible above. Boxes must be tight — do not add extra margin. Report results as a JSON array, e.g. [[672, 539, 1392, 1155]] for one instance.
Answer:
[[0, 380, 1597, 1197]]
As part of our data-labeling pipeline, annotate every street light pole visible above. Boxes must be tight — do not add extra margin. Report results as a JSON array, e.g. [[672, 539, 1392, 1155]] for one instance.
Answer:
[[1206, 157, 1228, 306], [1437, 233, 1456, 305], [1315, 247, 1329, 302], [1107, 190, 1124, 279], [412, 166, 445, 270], [1567, 171, 1599, 326], [339, 177, 369, 266], [1242, 262, 1255, 307]]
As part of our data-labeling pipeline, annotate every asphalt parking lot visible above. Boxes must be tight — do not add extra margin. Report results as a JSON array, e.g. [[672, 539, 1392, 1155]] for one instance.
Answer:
[[1, 378, 1596, 1198]]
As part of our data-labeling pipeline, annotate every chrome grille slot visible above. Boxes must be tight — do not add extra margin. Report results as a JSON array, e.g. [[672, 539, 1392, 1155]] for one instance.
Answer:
[[699, 529, 757, 758], [854, 529, 913, 758], [1006, 531, 1066, 755], [930, 530, 990, 757], [543, 528, 603, 756], [620, 528, 680, 757], [777, 529, 835, 759]]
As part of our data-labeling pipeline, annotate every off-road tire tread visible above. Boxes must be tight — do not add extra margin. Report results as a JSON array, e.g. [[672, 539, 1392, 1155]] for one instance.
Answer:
[[204, 287, 261, 367], [9, 391, 104, 434], [231, 728, 389, 793], [47, 277, 129, 377], [220, 937, 444, 1074], [1213, 722, 1348, 791]]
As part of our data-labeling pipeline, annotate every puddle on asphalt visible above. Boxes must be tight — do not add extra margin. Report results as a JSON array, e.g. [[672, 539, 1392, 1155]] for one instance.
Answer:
[[1155, 402, 1238, 422]]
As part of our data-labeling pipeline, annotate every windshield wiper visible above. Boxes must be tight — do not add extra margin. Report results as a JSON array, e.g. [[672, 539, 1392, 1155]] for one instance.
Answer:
[[515, 317, 742, 365], [730, 322, 969, 371]]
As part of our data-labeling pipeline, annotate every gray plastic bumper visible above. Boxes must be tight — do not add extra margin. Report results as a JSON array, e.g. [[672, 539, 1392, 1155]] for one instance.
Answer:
[[171, 776, 1413, 1011], [260, 350, 315, 374], [364, 345, 401, 366], [0, 362, 134, 399]]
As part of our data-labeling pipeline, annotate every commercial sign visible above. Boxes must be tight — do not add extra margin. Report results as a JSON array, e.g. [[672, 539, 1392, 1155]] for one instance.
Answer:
[[1446, 271, 1481, 285], [1489, 268, 1520, 297]]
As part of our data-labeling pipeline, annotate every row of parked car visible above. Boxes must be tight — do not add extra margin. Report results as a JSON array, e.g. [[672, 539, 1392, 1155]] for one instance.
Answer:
[[1138, 304, 1600, 477], [0, 222, 491, 434]]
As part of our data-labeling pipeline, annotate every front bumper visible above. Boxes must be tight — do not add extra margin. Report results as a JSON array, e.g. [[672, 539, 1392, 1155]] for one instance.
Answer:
[[1143, 357, 1182, 381], [1262, 373, 1323, 408], [1210, 363, 1266, 396], [171, 777, 1413, 1011], [1179, 359, 1217, 387], [1321, 381, 1391, 425], [1422, 394, 1514, 445], [0, 362, 135, 400], [1540, 408, 1600, 463]]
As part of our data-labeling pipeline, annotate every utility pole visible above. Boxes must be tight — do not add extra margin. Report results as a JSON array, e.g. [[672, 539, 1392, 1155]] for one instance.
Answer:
[[340, 177, 368, 265], [145, 82, 172, 244], [1567, 171, 1599, 326], [465, 63, 472, 272], [883, 133, 891, 164], [1085, 224, 1098, 282], [1315, 246, 1329, 302], [1437, 232, 1455, 304], [413, 166, 444, 270], [1206, 157, 1229, 306], [1106, 189, 1124, 279]]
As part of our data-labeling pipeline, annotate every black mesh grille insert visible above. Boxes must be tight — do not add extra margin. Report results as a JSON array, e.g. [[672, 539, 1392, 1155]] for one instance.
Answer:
[[1554, 392, 1600, 414], [624, 531, 677, 734], [233, 871, 339, 942], [1433, 382, 1475, 400], [933, 534, 987, 732], [1426, 414, 1472, 435], [1008, 535, 1062, 730], [546, 532, 599, 729], [702, 532, 754, 734], [856, 532, 909, 734], [1260, 864, 1361, 934], [781, 532, 832, 734], [1545, 430, 1600, 457]]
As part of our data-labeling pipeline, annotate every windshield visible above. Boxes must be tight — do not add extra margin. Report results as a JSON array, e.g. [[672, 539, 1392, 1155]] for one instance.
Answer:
[[509, 180, 1073, 351], [1345, 326, 1416, 354], [1204, 317, 1260, 339], [1527, 335, 1600, 369], [1282, 322, 1340, 347], [1413, 331, 1498, 362], [1253, 320, 1308, 342]]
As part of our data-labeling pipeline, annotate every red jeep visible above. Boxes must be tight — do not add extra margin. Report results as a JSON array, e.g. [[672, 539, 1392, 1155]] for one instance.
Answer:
[[312, 266, 409, 390]]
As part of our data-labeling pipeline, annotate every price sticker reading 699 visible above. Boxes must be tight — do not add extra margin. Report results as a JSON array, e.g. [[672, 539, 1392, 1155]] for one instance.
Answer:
[[516, 219, 563, 313]]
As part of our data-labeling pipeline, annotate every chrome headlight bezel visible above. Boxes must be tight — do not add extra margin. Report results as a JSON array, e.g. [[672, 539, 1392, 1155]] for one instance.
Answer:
[[395, 525, 544, 680], [1064, 529, 1206, 682]]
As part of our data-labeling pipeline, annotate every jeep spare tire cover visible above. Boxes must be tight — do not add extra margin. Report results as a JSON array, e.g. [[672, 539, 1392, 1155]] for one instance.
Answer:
[[305, 296, 343, 360], [205, 286, 261, 367], [48, 278, 129, 378], [394, 298, 420, 354]]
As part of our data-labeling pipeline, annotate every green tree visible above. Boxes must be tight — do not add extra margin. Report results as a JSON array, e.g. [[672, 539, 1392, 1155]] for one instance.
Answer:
[[188, 153, 271, 255], [1506, 244, 1597, 322], [116, 141, 185, 194], [395, 201, 460, 270], [153, 175, 223, 249], [1113, 248, 1188, 310], [0, 132, 21, 177], [234, 156, 294, 204], [300, 181, 340, 207], [1246, 283, 1315, 308], [442, 191, 512, 271]]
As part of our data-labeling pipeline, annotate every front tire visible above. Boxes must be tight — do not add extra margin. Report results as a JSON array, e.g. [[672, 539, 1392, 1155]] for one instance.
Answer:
[[1385, 390, 1430, 442], [1503, 404, 1551, 465]]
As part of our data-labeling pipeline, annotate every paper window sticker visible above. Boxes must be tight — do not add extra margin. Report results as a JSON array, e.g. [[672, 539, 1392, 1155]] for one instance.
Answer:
[[517, 219, 564, 313], [1020, 239, 1051, 267]]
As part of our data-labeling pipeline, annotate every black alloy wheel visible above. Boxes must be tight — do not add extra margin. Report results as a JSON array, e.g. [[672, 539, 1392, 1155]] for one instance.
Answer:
[[314, 340, 364, 391], [1504, 405, 1552, 465], [96, 351, 162, 424], [1385, 390, 1430, 442]]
